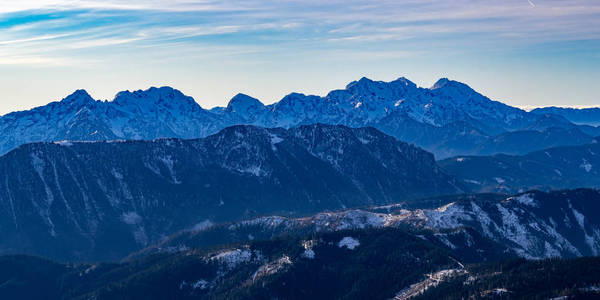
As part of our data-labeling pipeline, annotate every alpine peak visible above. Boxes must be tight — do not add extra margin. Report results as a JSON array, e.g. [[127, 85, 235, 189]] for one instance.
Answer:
[[345, 77, 375, 89], [430, 78, 451, 89], [226, 93, 264, 112], [430, 77, 473, 92], [113, 86, 201, 109], [60, 89, 95, 106]]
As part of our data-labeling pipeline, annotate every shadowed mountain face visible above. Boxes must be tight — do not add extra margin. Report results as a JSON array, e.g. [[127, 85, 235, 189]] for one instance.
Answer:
[[532, 106, 600, 126], [0, 124, 462, 261], [440, 141, 600, 193], [472, 127, 594, 156], [2, 77, 597, 159], [0, 229, 474, 300]]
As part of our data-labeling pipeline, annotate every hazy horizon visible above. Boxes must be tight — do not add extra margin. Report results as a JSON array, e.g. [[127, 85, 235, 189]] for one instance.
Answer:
[[1, 76, 599, 117]]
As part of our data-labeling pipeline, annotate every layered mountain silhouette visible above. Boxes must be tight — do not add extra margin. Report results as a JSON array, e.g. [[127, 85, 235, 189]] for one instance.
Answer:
[[2, 76, 600, 267], [0, 124, 462, 260], [2, 77, 598, 158], [532, 106, 600, 126], [440, 140, 600, 193]]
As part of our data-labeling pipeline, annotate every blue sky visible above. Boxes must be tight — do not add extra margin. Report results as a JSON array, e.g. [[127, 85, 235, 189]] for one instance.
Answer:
[[0, 0, 599, 115]]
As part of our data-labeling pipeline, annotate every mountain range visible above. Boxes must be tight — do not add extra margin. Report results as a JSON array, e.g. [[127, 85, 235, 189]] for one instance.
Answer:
[[2, 76, 600, 261], [0, 124, 462, 261], [2, 76, 600, 298], [2, 77, 599, 158]]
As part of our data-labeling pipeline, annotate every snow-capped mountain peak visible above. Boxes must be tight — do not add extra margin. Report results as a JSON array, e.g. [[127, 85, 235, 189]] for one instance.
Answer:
[[345, 76, 374, 89], [113, 86, 202, 111], [344, 76, 417, 93], [430, 78, 451, 89], [273, 92, 320, 114], [60, 89, 95, 106], [391, 76, 417, 87], [0, 76, 584, 157], [429, 78, 478, 97], [226, 93, 264, 113]]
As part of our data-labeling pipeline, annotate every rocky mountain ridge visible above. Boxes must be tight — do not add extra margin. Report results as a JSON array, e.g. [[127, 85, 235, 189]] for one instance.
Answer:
[[3, 77, 598, 158], [139, 189, 600, 261], [0, 124, 462, 260]]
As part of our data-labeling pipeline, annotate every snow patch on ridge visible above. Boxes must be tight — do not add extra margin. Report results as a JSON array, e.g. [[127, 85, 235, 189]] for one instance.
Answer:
[[54, 141, 73, 146], [580, 158, 592, 172], [301, 240, 317, 259], [190, 219, 214, 232], [509, 193, 537, 207], [252, 255, 292, 282], [338, 236, 360, 250], [211, 248, 253, 269]]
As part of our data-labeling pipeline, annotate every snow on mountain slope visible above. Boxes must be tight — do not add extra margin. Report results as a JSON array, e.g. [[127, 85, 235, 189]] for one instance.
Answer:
[[419, 190, 600, 258], [419, 189, 600, 258], [0, 90, 109, 155], [0, 77, 576, 157], [258, 77, 533, 133], [106, 87, 222, 139], [0, 87, 226, 155], [426, 78, 531, 131], [146, 189, 600, 260]]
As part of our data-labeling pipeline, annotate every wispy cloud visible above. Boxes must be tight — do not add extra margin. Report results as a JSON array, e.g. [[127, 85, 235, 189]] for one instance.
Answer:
[[0, 53, 92, 66], [0, 33, 73, 45], [0, 0, 250, 13], [1, 0, 598, 64], [0, 0, 598, 114]]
